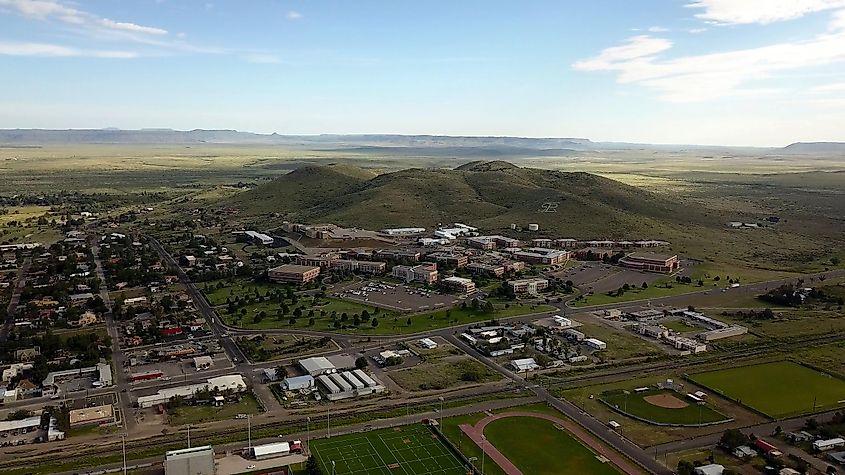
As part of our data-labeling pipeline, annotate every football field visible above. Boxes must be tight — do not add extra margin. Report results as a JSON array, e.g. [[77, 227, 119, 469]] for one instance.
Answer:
[[311, 424, 468, 475]]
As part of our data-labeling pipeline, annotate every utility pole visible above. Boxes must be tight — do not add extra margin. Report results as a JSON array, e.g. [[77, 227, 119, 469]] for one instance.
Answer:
[[306, 416, 311, 455], [121, 433, 127, 475], [187, 424, 191, 448], [247, 414, 252, 451], [327, 402, 331, 438], [481, 435, 486, 475], [438, 396, 445, 427]]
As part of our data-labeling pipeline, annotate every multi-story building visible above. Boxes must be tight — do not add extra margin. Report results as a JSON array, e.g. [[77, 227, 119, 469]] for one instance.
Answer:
[[441, 276, 476, 293], [329, 259, 386, 274], [467, 262, 505, 277], [513, 248, 570, 265], [619, 252, 679, 273], [268, 264, 321, 284], [426, 252, 468, 268], [374, 249, 421, 262], [466, 235, 521, 250], [507, 278, 549, 294], [392, 263, 438, 284]]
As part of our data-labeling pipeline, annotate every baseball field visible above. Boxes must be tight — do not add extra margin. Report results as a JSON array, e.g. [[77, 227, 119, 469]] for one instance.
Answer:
[[600, 389, 730, 426]]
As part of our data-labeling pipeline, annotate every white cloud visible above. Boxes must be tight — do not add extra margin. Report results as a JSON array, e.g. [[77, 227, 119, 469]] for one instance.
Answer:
[[0, 41, 136, 58], [574, 10, 845, 102], [573, 36, 673, 71], [648, 26, 670, 32], [287, 10, 302, 20], [810, 81, 845, 92], [0, 0, 168, 35], [688, 27, 708, 33], [686, 0, 845, 25]]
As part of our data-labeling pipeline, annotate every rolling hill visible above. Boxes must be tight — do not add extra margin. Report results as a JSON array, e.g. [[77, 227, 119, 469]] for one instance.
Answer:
[[224, 161, 716, 239]]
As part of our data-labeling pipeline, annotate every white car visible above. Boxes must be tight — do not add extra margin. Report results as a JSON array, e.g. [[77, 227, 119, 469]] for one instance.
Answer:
[[247, 464, 256, 469]]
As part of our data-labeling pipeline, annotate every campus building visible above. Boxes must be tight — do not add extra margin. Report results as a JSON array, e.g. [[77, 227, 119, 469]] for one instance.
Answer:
[[392, 263, 438, 284], [268, 264, 321, 284], [512, 248, 571, 265], [618, 252, 679, 273], [329, 259, 386, 274], [507, 278, 549, 294], [441, 276, 476, 293]]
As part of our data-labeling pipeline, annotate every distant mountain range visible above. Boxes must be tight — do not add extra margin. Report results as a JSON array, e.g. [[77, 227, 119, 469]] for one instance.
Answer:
[[0, 128, 842, 153]]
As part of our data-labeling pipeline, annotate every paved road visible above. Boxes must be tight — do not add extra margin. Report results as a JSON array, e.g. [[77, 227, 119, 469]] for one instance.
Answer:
[[91, 240, 135, 432], [0, 257, 31, 341]]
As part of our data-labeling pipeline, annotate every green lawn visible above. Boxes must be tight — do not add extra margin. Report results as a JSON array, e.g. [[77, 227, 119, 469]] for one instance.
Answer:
[[600, 389, 730, 426], [575, 323, 665, 361], [201, 278, 280, 306], [310, 424, 465, 475], [483, 416, 621, 475], [690, 361, 845, 418], [166, 394, 262, 426], [221, 296, 554, 335]]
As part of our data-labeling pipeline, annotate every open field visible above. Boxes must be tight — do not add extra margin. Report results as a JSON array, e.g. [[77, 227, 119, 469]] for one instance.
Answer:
[[600, 389, 730, 426], [388, 356, 501, 391], [689, 361, 845, 418], [166, 394, 262, 426], [310, 424, 466, 475], [201, 279, 279, 306], [573, 322, 666, 361], [482, 415, 622, 475]]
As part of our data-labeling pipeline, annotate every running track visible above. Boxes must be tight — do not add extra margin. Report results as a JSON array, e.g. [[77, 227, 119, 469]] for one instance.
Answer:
[[459, 411, 641, 475]]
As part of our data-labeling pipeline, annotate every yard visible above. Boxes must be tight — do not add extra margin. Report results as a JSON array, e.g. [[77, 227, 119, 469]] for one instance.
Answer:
[[166, 393, 262, 426], [690, 361, 845, 418]]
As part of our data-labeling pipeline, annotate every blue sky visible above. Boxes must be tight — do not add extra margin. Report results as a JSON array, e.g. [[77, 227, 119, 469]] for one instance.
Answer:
[[2, 0, 845, 146]]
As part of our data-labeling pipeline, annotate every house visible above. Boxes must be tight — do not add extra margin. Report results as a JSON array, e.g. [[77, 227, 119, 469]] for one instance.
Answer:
[[814, 438, 845, 451], [693, 464, 724, 475], [417, 338, 438, 349], [584, 338, 607, 350], [733, 445, 756, 459], [15, 378, 39, 398], [510, 358, 540, 372]]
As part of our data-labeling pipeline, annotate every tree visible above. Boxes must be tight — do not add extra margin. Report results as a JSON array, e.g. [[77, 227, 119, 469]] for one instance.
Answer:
[[641, 282, 648, 289], [719, 429, 750, 450], [355, 356, 368, 369], [371, 317, 379, 327], [305, 455, 322, 475], [676, 460, 695, 475], [275, 365, 288, 380]]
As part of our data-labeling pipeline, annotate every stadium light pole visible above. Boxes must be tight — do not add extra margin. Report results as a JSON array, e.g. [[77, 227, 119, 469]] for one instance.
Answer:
[[247, 414, 252, 451], [331, 460, 336, 475], [327, 402, 331, 438], [306, 416, 311, 455], [187, 424, 191, 448], [438, 396, 444, 427], [623, 390, 630, 413]]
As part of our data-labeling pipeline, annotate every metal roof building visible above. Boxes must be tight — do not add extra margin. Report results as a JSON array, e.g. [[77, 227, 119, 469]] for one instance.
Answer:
[[251, 441, 290, 460], [341, 371, 365, 390], [164, 446, 215, 475], [317, 374, 341, 394], [299, 357, 335, 376]]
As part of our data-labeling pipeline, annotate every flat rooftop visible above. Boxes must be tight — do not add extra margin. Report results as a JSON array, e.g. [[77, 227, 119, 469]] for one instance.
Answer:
[[270, 264, 320, 273]]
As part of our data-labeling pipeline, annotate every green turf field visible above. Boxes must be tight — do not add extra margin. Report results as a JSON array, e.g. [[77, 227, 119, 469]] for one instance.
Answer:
[[690, 361, 845, 418], [310, 424, 467, 475], [600, 389, 730, 426], [483, 416, 621, 475]]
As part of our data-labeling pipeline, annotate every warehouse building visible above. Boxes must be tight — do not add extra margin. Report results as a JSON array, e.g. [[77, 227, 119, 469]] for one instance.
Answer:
[[251, 441, 291, 460], [165, 446, 215, 475], [268, 264, 321, 284], [299, 356, 336, 376], [136, 374, 247, 408], [0, 415, 41, 438], [282, 375, 315, 391]]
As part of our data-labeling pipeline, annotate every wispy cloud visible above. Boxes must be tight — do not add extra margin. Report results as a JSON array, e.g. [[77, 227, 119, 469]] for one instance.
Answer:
[[685, 0, 845, 25], [0, 0, 169, 36], [286, 10, 302, 20], [0, 41, 137, 58], [648, 26, 670, 32], [574, 10, 845, 102], [810, 81, 845, 92]]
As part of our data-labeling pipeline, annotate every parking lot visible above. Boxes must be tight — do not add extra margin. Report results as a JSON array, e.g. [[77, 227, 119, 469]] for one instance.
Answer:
[[336, 280, 459, 312], [548, 261, 666, 294]]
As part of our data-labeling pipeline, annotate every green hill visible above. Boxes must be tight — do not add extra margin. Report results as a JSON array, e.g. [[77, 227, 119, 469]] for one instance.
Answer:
[[225, 161, 712, 238]]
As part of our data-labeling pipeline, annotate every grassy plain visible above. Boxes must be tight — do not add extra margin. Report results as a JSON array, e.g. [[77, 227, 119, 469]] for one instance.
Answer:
[[690, 361, 845, 418], [166, 394, 262, 426], [388, 357, 501, 391]]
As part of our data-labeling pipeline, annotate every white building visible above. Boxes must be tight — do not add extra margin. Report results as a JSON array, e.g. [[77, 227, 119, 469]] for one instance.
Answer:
[[299, 357, 336, 376], [136, 374, 247, 408], [283, 375, 315, 391], [551, 315, 572, 328], [584, 338, 607, 350], [418, 338, 438, 349], [381, 227, 426, 236], [165, 446, 215, 475], [510, 358, 540, 372], [814, 438, 845, 451], [693, 464, 724, 475]]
